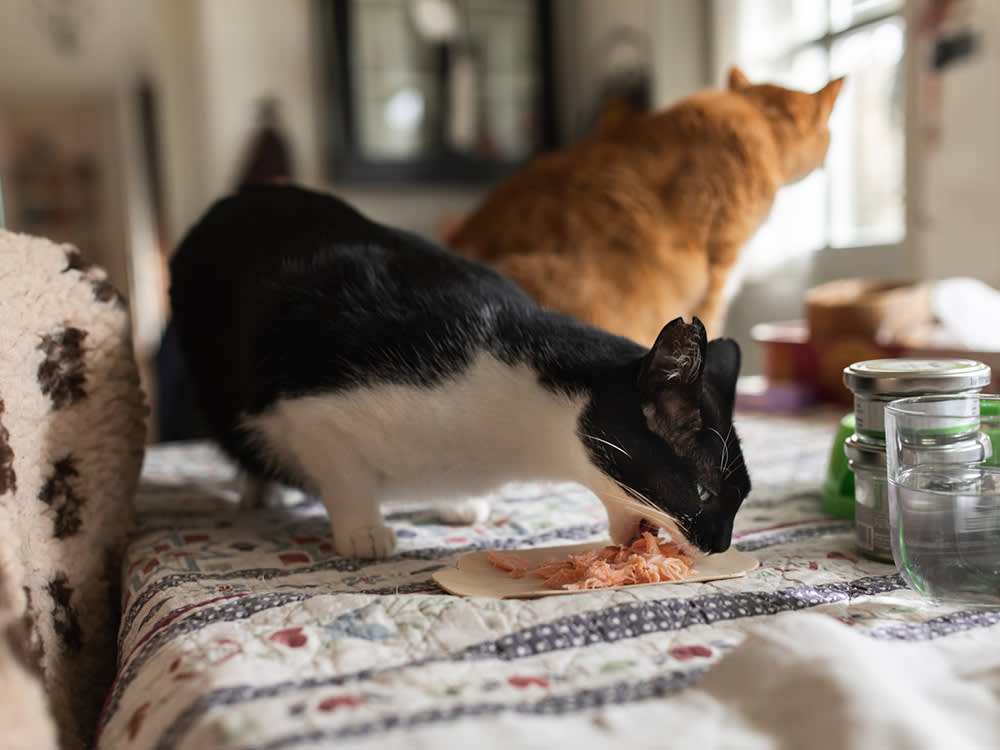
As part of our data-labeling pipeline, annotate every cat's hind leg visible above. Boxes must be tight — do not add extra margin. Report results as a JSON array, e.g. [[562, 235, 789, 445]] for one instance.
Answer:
[[238, 474, 282, 510], [238, 474, 309, 510], [434, 497, 491, 525]]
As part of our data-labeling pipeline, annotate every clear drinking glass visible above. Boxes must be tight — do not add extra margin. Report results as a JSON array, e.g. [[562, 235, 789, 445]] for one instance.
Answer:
[[885, 395, 1000, 604]]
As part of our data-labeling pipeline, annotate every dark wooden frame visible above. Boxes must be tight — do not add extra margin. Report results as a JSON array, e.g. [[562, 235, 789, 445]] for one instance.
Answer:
[[318, 0, 557, 184]]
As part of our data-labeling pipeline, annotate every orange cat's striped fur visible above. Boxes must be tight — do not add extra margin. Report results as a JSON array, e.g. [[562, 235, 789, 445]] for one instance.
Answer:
[[449, 68, 844, 345]]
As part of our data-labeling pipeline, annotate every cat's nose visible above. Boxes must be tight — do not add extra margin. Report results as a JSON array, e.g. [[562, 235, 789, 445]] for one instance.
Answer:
[[704, 535, 731, 554], [699, 517, 733, 554]]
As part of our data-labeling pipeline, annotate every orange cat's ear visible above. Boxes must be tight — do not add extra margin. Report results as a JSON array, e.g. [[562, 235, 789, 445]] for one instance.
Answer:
[[815, 77, 845, 121], [728, 67, 752, 90]]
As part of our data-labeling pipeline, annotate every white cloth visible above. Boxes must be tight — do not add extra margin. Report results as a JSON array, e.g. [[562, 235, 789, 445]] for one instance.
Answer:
[[690, 612, 1000, 750], [932, 277, 1000, 351], [399, 612, 1000, 750]]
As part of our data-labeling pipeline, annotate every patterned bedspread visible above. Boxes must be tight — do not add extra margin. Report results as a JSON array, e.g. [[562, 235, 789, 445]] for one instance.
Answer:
[[95, 411, 1000, 750]]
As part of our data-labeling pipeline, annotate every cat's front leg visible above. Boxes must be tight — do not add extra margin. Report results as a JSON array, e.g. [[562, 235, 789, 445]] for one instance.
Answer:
[[282, 431, 397, 559], [321, 476, 397, 559], [692, 256, 738, 338], [603, 502, 643, 546], [331, 510, 397, 560], [316, 464, 396, 559]]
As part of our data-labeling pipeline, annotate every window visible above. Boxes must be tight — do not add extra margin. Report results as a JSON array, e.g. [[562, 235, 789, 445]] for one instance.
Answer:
[[712, 0, 906, 275]]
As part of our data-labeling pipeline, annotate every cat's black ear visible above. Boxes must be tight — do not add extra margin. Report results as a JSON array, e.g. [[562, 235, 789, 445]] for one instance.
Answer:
[[638, 317, 706, 394], [705, 338, 741, 414], [638, 318, 707, 446]]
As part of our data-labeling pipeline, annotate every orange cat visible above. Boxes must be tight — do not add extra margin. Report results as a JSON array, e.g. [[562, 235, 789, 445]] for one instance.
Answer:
[[449, 67, 844, 344]]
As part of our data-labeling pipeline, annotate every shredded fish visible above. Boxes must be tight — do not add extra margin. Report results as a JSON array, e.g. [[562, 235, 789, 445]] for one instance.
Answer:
[[488, 532, 694, 590], [486, 550, 532, 579]]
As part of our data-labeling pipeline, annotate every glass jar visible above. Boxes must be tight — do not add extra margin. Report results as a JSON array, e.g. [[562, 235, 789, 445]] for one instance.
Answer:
[[842, 358, 991, 561], [885, 394, 1000, 603]]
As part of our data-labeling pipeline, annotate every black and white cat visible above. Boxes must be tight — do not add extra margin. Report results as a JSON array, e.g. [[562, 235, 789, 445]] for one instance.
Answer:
[[169, 184, 750, 560]]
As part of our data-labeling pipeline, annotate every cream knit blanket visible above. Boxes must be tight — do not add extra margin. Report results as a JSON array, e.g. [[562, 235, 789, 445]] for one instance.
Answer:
[[0, 230, 146, 750]]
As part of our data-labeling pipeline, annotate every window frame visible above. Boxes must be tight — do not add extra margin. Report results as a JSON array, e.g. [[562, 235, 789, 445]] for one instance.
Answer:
[[708, 0, 917, 280], [317, 0, 559, 186]]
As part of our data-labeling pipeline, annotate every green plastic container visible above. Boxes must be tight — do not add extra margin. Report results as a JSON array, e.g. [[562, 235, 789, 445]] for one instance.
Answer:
[[821, 413, 856, 519]]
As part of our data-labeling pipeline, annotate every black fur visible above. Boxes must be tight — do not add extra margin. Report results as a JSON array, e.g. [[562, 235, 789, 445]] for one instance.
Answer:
[[170, 184, 750, 554]]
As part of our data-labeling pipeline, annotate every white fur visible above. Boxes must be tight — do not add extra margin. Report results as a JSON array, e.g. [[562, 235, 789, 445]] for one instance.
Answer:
[[245, 353, 624, 558]]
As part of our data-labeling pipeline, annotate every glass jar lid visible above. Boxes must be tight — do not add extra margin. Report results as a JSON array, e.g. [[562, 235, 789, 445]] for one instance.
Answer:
[[843, 359, 991, 396]]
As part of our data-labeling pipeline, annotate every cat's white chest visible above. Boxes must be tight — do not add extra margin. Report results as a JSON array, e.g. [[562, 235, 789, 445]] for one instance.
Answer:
[[246, 353, 598, 502]]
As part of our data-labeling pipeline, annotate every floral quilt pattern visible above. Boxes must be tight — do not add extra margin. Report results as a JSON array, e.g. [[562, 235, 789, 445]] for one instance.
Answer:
[[95, 411, 1000, 750]]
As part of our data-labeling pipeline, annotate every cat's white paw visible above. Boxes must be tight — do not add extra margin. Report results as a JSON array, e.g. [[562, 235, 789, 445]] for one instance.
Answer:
[[436, 498, 491, 525], [334, 523, 397, 559]]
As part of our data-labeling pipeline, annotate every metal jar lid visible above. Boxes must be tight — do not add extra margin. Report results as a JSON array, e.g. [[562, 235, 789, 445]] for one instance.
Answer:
[[843, 359, 991, 396]]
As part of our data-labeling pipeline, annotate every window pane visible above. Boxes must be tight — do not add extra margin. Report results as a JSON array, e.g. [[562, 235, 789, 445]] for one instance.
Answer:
[[739, 43, 828, 92], [729, 0, 828, 60], [741, 170, 828, 276], [828, 18, 905, 247], [353, 0, 437, 159], [830, 0, 905, 33]]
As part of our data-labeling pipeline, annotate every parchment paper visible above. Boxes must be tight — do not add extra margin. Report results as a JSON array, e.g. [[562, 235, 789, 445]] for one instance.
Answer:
[[433, 540, 760, 598]]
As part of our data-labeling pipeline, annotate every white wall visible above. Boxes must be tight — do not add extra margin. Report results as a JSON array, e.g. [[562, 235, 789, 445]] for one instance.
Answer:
[[911, 1, 1000, 286], [199, 0, 323, 196], [0, 1, 150, 93], [148, 0, 209, 258], [651, 0, 710, 105], [150, 0, 683, 245], [0, 0, 165, 353], [551, 0, 654, 138]]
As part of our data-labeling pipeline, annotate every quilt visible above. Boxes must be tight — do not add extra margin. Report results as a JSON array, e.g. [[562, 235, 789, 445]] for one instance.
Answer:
[[95, 411, 1000, 750]]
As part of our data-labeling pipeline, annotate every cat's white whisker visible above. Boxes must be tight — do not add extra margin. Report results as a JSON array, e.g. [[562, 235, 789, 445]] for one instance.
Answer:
[[707, 427, 729, 472], [724, 454, 745, 479], [615, 480, 657, 510], [600, 492, 676, 529], [603, 490, 654, 517], [582, 433, 631, 458]]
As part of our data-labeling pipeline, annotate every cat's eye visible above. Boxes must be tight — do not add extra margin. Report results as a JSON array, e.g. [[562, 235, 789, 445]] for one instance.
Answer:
[[696, 482, 713, 501]]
